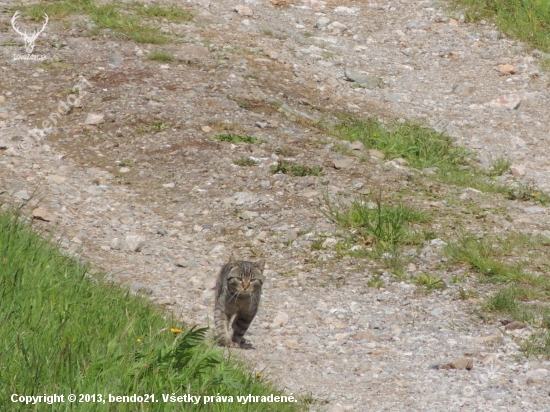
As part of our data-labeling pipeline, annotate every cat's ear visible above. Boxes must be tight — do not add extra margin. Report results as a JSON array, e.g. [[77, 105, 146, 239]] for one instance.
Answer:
[[254, 259, 266, 272], [228, 253, 239, 267]]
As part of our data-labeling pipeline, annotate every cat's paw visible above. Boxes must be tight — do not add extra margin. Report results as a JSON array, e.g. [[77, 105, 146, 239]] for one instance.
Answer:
[[239, 340, 254, 349], [233, 337, 254, 349], [216, 336, 235, 347]]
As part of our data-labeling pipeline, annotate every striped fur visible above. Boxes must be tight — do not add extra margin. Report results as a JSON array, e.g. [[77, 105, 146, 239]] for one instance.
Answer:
[[214, 254, 265, 348]]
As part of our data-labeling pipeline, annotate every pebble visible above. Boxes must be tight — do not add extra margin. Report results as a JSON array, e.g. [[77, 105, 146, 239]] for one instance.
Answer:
[[13, 190, 30, 200], [85, 113, 104, 125], [333, 158, 353, 169], [271, 312, 289, 327], [509, 164, 525, 177], [322, 238, 338, 248], [284, 339, 299, 350], [130, 282, 153, 295], [32, 207, 56, 222], [234, 5, 253, 17], [440, 358, 474, 370], [344, 69, 380, 89]]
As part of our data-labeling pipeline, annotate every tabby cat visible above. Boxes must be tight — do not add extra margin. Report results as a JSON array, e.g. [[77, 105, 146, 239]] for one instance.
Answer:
[[214, 254, 266, 348]]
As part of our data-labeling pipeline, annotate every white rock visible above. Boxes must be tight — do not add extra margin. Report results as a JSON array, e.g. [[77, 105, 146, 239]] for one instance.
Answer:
[[124, 234, 146, 252], [509, 164, 525, 177], [271, 311, 289, 327], [322, 238, 338, 248], [314, 17, 330, 28], [334, 6, 359, 14], [85, 113, 104, 125]]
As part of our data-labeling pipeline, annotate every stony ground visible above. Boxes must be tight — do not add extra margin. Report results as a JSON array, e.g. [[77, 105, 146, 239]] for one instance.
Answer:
[[1, 0, 550, 410]]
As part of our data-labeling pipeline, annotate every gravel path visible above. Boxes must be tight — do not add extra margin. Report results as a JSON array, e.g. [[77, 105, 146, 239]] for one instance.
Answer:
[[1, 0, 550, 410]]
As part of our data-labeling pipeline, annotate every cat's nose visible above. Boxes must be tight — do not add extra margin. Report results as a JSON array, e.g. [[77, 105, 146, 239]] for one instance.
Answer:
[[243, 283, 250, 290]]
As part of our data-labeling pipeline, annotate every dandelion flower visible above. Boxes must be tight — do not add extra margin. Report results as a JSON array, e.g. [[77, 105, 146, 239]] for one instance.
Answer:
[[170, 327, 183, 334], [136, 338, 141, 342]]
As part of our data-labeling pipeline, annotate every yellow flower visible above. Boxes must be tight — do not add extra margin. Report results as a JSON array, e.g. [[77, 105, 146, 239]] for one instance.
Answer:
[[136, 338, 141, 343], [534, 193, 540, 198], [170, 327, 183, 334], [256, 373, 263, 379], [373, 134, 378, 138]]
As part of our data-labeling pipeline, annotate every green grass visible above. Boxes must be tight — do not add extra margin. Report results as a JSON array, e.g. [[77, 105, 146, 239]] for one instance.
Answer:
[[233, 157, 258, 167], [0, 208, 302, 411], [446, 231, 550, 356], [488, 156, 512, 177], [413, 273, 446, 292], [20, 0, 172, 45], [134, 3, 194, 23], [367, 274, 385, 289], [270, 160, 323, 177], [211, 134, 259, 144], [323, 195, 429, 248], [330, 116, 550, 200], [487, 285, 550, 357], [452, 0, 550, 52], [147, 50, 175, 62], [332, 116, 469, 170], [136, 120, 170, 133], [444, 234, 525, 282]]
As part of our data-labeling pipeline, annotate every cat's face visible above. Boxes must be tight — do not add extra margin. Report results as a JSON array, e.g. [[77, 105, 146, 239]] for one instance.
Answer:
[[227, 256, 265, 294]]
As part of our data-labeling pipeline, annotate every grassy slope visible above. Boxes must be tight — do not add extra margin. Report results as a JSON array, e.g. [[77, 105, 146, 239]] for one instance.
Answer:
[[452, 0, 550, 53], [0, 209, 302, 411]]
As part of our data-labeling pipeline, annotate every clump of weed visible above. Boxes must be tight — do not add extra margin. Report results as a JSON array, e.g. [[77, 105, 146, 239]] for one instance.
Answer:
[[137, 119, 169, 133], [147, 50, 175, 62], [444, 234, 523, 282], [275, 146, 296, 157], [367, 274, 385, 289], [413, 273, 446, 292], [270, 160, 323, 177], [135, 4, 194, 23], [323, 194, 429, 247], [505, 182, 550, 204], [119, 159, 135, 167], [331, 116, 469, 170], [233, 157, 257, 167], [23, 2, 170, 44], [451, 0, 550, 53], [488, 156, 511, 177], [211, 133, 258, 144], [311, 240, 323, 250], [457, 286, 478, 300]]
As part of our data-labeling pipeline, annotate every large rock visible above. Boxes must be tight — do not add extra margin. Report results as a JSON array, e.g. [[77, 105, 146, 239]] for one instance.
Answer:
[[32, 207, 56, 222]]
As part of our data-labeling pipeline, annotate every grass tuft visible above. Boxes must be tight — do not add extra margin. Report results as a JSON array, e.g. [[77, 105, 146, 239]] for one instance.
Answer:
[[451, 0, 550, 53], [21, 0, 170, 44], [147, 50, 175, 62], [270, 160, 323, 177], [233, 157, 258, 167], [211, 134, 258, 144], [323, 195, 429, 247], [413, 273, 446, 292], [331, 116, 469, 170]]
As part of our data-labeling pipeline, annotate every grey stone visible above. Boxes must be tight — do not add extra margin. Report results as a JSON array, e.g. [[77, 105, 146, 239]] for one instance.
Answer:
[[13, 190, 30, 200], [130, 282, 153, 295], [315, 17, 330, 28], [344, 69, 381, 89]]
